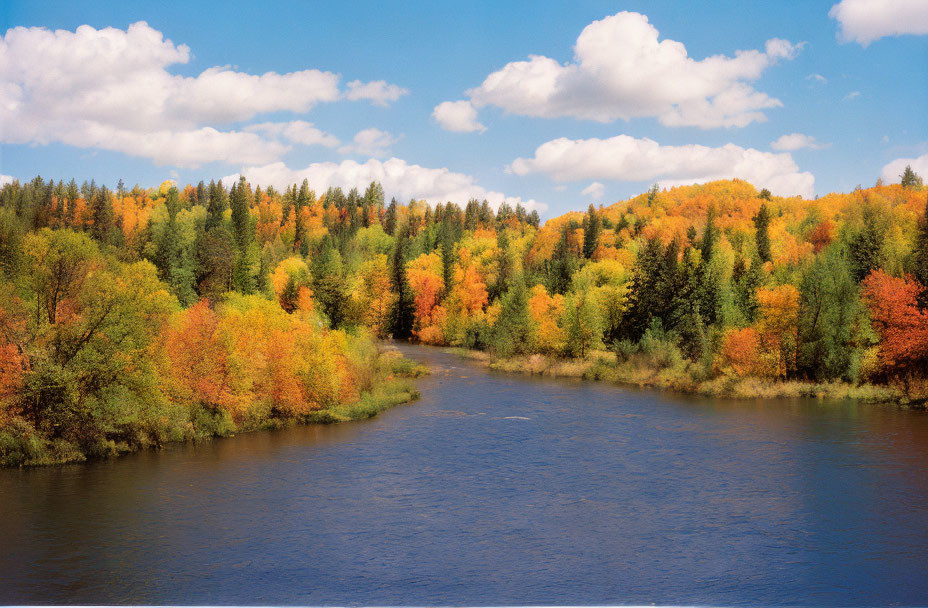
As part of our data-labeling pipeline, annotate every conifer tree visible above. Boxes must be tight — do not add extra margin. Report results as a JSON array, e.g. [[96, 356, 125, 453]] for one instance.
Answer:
[[753, 202, 772, 263], [583, 204, 601, 259]]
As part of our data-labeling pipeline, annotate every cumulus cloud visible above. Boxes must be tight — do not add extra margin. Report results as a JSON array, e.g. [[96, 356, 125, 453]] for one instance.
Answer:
[[246, 121, 340, 147], [0, 21, 404, 167], [224, 158, 546, 213], [0, 175, 14, 186], [509, 134, 815, 198], [338, 128, 398, 157], [581, 182, 606, 200], [345, 80, 409, 106], [881, 152, 928, 183], [432, 100, 487, 133], [437, 11, 800, 130], [830, 0, 928, 45], [771, 133, 830, 151]]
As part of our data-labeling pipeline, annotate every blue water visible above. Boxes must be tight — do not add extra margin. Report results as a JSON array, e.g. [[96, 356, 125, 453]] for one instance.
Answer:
[[2, 345, 928, 605]]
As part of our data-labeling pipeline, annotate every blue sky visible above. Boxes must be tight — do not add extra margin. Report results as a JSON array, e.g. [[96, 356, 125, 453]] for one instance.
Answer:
[[1, 0, 926, 217]]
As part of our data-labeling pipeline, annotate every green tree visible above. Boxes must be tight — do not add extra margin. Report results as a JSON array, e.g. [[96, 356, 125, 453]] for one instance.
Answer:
[[582, 204, 601, 259], [491, 278, 533, 357], [796, 250, 862, 381], [848, 207, 886, 282], [753, 202, 772, 263], [901, 165, 923, 189]]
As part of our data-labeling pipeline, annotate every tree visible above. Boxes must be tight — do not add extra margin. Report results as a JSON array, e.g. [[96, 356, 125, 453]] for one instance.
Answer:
[[848, 207, 886, 282], [861, 270, 928, 380], [90, 186, 115, 244], [582, 204, 601, 259], [753, 202, 772, 263], [205, 179, 228, 231], [796, 250, 862, 381], [492, 279, 533, 357], [900, 165, 923, 189], [389, 224, 415, 339], [564, 290, 602, 358], [912, 194, 928, 305]]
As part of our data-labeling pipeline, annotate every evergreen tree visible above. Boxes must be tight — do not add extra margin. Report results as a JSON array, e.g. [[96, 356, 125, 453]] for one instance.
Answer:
[[912, 194, 928, 306], [90, 185, 114, 244], [901, 165, 924, 189], [205, 179, 227, 231], [582, 204, 601, 259], [493, 228, 512, 300], [491, 278, 533, 357], [753, 202, 772, 263], [546, 222, 579, 295], [848, 207, 885, 282], [389, 224, 415, 338], [797, 250, 861, 381], [384, 198, 399, 236], [230, 176, 252, 250]]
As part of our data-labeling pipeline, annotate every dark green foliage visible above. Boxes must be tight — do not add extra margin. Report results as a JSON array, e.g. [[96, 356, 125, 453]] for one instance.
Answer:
[[753, 202, 772, 263], [912, 195, 928, 305], [848, 207, 886, 282], [901, 165, 923, 189], [583, 204, 601, 259], [732, 254, 763, 322], [546, 222, 579, 295], [390, 224, 415, 339], [796, 249, 862, 381], [492, 278, 533, 357]]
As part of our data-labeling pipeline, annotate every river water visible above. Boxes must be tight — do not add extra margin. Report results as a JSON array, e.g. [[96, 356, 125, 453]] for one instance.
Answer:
[[2, 345, 928, 605]]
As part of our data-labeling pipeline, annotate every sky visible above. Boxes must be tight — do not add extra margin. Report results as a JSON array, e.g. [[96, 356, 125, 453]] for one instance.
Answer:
[[1, 0, 927, 218]]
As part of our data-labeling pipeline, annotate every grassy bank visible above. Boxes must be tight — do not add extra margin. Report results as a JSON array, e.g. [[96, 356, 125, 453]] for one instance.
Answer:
[[0, 348, 428, 468], [450, 347, 920, 405]]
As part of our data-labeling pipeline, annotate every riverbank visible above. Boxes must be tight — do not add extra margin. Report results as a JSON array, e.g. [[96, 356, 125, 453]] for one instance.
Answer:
[[449, 347, 925, 406], [0, 348, 428, 468]]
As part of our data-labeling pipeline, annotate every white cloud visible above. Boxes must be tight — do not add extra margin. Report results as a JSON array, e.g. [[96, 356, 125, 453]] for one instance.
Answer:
[[830, 0, 928, 45], [338, 128, 398, 157], [771, 133, 830, 151], [806, 73, 828, 84], [881, 152, 928, 183], [432, 100, 487, 133], [0, 175, 14, 186], [844, 91, 861, 101], [0, 22, 404, 167], [581, 182, 605, 200], [224, 158, 546, 213], [246, 121, 340, 147], [440, 11, 800, 130], [345, 80, 409, 106], [509, 134, 815, 198]]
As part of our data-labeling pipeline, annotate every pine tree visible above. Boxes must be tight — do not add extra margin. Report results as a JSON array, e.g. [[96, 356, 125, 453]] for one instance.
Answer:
[[901, 165, 923, 189], [90, 185, 114, 244], [582, 204, 601, 259], [491, 278, 533, 357], [206, 179, 228, 231], [848, 207, 885, 282], [230, 176, 252, 250], [912, 194, 928, 306], [390, 224, 415, 338], [384, 199, 398, 236], [753, 202, 772, 263]]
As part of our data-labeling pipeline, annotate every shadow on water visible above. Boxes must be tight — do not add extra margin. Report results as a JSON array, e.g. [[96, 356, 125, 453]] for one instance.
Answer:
[[3, 344, 928, 605]]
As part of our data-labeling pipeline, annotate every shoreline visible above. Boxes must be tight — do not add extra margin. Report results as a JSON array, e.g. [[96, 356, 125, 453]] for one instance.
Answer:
[[1, 348, 428, 468], [445, 347, 925, 407]]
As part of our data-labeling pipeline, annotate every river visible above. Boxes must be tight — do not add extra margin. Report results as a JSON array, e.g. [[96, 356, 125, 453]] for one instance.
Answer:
[[2, 345, 928, 605]]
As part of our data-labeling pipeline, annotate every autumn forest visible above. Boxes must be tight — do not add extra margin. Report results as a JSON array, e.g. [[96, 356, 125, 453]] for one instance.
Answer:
[[1, 169, 927, 466]]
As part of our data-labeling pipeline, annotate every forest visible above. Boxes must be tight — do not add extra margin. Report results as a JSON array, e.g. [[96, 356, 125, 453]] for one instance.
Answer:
[[1, 168, 927, 465]]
